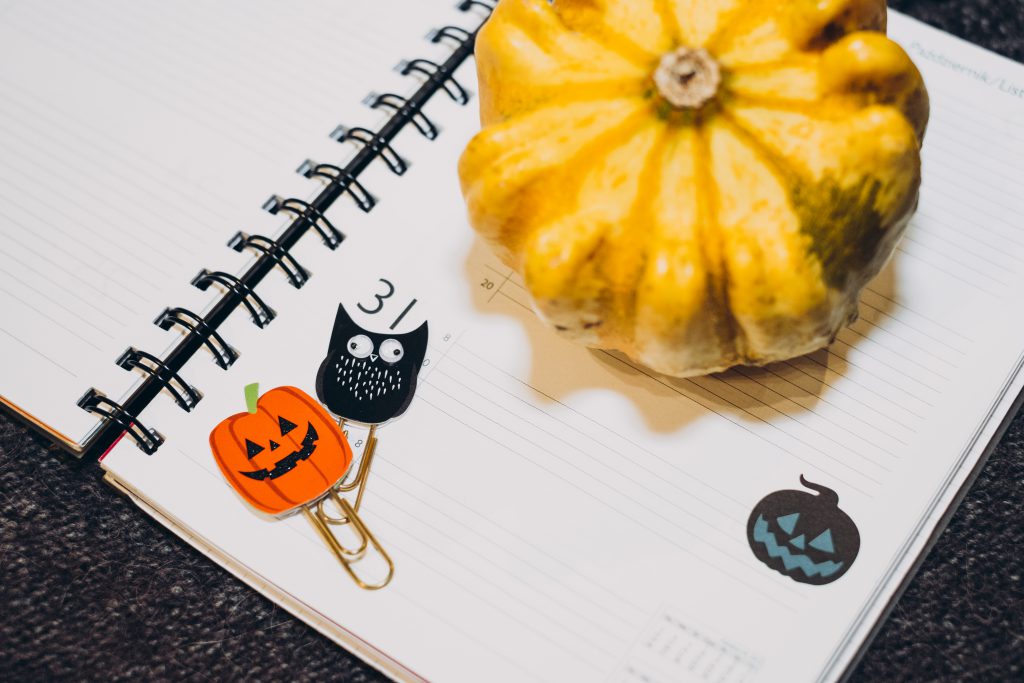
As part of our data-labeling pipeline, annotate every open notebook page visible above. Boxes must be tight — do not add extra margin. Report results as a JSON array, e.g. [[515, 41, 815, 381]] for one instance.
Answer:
[[0, 0, 455, 446], [102, 12, 1024, 683]]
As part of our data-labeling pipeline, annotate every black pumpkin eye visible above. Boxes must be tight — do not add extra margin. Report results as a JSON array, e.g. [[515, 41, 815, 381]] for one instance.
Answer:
[[279, 416, 297, 436], [245, 439, 265, 459]]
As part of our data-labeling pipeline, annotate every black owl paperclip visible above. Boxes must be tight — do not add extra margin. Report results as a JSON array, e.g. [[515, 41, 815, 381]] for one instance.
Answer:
[[312, 303, 429, 588]]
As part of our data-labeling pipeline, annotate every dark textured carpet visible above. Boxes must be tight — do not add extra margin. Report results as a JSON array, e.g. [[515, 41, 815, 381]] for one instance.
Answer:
[[2, 1, 1023, 681]]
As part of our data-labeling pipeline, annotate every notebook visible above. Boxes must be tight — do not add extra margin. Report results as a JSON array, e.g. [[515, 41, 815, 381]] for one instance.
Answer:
[[2, 1, 1023, 681]]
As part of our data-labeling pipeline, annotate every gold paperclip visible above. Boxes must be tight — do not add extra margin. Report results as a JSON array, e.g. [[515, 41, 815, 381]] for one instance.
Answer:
[[334, 421, 378, 516], [304, 490, 394, 590], [302, 421, 393, 590]]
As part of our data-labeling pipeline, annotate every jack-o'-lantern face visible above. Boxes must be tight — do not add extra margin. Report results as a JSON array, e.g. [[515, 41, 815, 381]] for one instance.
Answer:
[[210, 385, 353, 516], [747, 476, 860, 585]]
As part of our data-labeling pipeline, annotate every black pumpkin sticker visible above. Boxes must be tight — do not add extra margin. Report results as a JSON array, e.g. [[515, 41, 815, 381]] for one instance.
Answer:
[[747, 476, 860, 585]]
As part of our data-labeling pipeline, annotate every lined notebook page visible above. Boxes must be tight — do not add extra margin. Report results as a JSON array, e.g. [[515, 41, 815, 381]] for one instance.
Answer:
[[0, 0, 453, 444], [103, 12, 1024, 683]]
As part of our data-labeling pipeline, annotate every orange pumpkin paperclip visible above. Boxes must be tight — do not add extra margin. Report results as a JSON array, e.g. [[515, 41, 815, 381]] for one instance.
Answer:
[[210, 383, 394, 590]]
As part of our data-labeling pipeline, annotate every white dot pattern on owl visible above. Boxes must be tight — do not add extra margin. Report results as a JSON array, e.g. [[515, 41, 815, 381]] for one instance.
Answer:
[[333, 357, 401, 403]]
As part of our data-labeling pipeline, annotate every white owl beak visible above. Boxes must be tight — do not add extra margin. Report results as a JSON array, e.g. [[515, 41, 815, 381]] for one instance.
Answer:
[[370, 354, 378, 362]]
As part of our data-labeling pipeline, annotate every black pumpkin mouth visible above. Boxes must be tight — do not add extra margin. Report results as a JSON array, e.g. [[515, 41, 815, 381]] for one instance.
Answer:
[[239, 422, 318, 481]]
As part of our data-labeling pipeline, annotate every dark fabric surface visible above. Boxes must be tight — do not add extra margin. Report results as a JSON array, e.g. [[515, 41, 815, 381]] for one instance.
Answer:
[[2, 1, 1023, 680]]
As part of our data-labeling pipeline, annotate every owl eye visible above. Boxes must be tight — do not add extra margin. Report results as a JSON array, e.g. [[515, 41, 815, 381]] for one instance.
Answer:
[[379, 338, 404, 363], [347, 335, 373, 359]]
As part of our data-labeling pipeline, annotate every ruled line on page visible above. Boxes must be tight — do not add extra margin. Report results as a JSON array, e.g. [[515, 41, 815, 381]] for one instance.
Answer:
[[487, 276, 925, 492], [0, 130, 208, 253], [442, 352, 746, 517], [369, 497, 627, 660], [0, 259, 128, 330], [0, 189, 171, 285], [451, 342, 753, 511], [414, 393, 802, 611], [4, 14, 279, 164], [377, 457, 652, 619], [433, 365, 745, 540], [0, 77, 231, 221], [0, 161, 193, 270], [420, 378, 760, 566], [775, 357, 922, 430], [371, 469, 647, 627], [846, 314, 961, 366], [0, 284, 105, 353], [0, 196, 165, 295], [729, 366, 903, 457], [0, 267, 114, 342], [906, 217, 1021, 270], [835, 327, 950, 383], [0, 97, 218, 242], [493, 284, 877, 493], [861, 287, 975, 343], [0, 226, 143, 316], [0, 328, 76, 377], [855, 298, 966, 356], [499, 272, 942, 416]]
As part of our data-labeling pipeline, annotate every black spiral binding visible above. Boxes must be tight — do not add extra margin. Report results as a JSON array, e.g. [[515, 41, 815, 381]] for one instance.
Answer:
[[191, 270, 276, 328], [155, 308, 240, 370], [263, 195, 348, 248], [117, 348, 203, 412], [400, 60, 471, 105], [78, 2, 490, 458], [78, 389, 164, 455], [329, 127, 408, 176], [228, 232, 311, 288], [295, 160, 378, 211], [366, 93, 440, 140]]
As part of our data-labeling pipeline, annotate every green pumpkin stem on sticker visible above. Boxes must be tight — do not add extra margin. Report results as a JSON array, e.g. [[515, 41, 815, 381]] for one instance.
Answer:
[[245, 383, 260, 414]]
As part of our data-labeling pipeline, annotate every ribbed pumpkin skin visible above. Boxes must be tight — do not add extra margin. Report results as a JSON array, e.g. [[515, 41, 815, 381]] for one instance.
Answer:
[[459, 0, 928, 377]]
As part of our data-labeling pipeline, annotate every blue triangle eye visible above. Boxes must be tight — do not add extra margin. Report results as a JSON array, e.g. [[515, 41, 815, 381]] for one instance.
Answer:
[[776, 513, 800, 535], [809, 529, 835, 554]]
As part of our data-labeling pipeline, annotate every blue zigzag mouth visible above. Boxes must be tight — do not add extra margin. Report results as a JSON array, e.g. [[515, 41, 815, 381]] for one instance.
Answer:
[[752, 515, 844, 579]]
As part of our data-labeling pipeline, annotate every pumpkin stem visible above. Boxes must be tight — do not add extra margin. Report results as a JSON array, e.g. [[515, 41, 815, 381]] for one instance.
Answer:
[[244, 383, 260, 414], [654, 47, 721, 110], [799, 475, 840, 506]]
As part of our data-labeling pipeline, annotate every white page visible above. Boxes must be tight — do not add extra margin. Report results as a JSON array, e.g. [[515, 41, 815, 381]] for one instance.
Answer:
[[0, 0, 453, 444], [103, 12, 1024, 683]]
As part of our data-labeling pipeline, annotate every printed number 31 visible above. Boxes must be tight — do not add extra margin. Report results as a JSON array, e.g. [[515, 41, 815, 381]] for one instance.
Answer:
[[358, 278, 417, 331]]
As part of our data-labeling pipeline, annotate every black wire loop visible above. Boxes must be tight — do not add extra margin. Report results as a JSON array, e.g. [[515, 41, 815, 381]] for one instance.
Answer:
[[263, 195, 346, 247], [457, 0, 496, 13], [77, 389, 165, 454], [367, 93, 439, 140], [429, 26, 473, 47], [116, 348, 203, 412], [192, 269, 276, 328], [228, 232, 310, 289], [296, 159, 378, 211], [400, 59, 470, 105], [330, 126, 408, 176], [155, 307, 239, 370]]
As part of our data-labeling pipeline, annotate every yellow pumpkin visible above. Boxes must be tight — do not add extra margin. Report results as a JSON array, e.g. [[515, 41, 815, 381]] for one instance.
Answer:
[[459, 0, 928, 377]]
